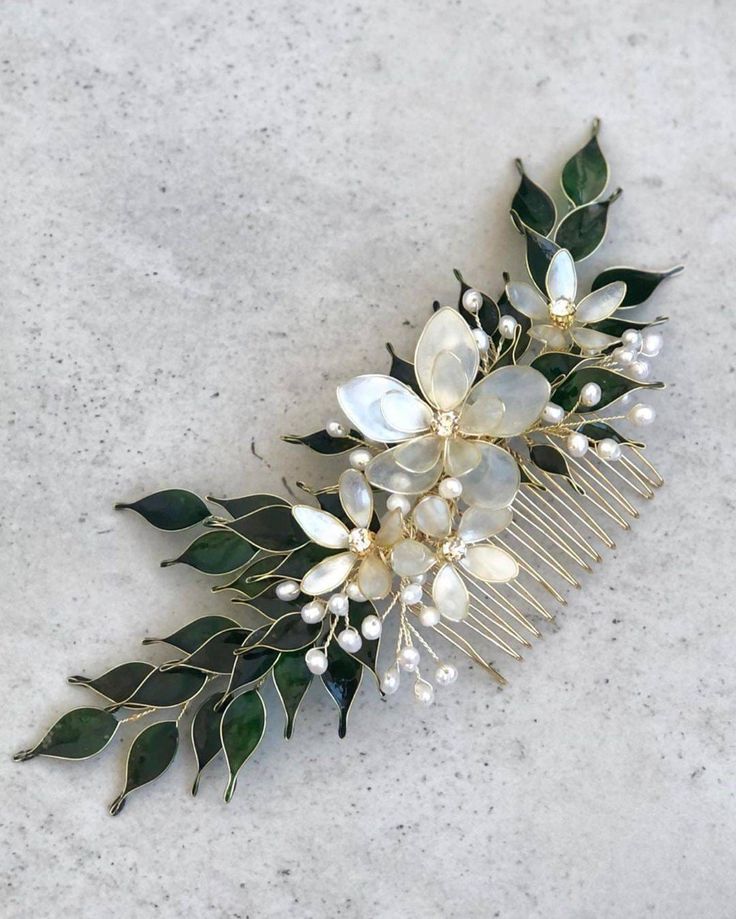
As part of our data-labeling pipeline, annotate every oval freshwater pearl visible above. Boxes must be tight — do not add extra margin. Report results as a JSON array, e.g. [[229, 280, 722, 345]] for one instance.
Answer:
[[472, 328, 490, 352], [596, 438, 622, 461], [566, 432, 589, 458], [301, 600, 326, 624], [275, 580, 300, 601], [360, 614, 382, 640], [380, 666, 400, 695], [398, 646, 420, 671], [542, 402, 565, 424], [400, 583, 423, 606], [630, 359, 651, 381], [349, 448, 372, 471], [621, 329, 643, 349], [462, 289, 484, 314], [337, 627, 363, 654], [613, 346, 637, 366], [435, 663, 458, 686], [326, 420, 347, 438], [346, 582, 367, 602], [386, 493, 412, 516], [418, 604, 441, 627], [498, 315, 518, 339], [628, 402, 656, 426], [305, 648, 328, 675], [580, 382, 602, 407], [413, 679, 435, 705], [641, 330, 663, 356], [327, 593, 349, 615], [438, 477, 463, 500]]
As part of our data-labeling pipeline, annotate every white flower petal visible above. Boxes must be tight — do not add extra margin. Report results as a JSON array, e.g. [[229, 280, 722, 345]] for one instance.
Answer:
[[571, 327, 620, 353], [430, 350, 470, 411], [575, 281, 627, 323], [337, 374, 420, 442], [414, 308, 478, 410], [466, 366, 550, 437], [528, 324, 570, 350], [458, 506, 513, 543], [394, 434, 444, 473], [366, 446, 443, 495], [505, 281, 548, 320], [458, 442, 520, 509], [458, 392, 505, 435], [460, 545, 519, 583], [391, 539, 436, 577], [301, 552, 357, 595], [432, 563, 469, 621], [293, 505, 350, 549], [445, 437, 482, 476], [545, 249, 577, 301], [380, 389, 433, 435], [358, 554, 393, 600], [338, 469, 373, 528], [413, 495, 452, 538], [375, 508, 404, 547]]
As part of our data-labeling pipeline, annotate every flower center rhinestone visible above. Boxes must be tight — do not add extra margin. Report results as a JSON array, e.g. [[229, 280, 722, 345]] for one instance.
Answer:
[[440, 536, 467, 562], [431, 410, 459, 438], [348, 527, 374, 555], [548, 297, 577, 330]]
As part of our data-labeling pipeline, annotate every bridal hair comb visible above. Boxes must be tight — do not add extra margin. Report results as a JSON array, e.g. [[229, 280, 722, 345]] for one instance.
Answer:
[[16, 121, 681, 814]]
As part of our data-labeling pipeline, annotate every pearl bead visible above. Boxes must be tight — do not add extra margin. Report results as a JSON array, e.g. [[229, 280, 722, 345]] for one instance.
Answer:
[[620, 392, 634, 407], [398, 646, 420, 672], [630, 359, 651, 381], [640, 330, 663, 357], [414, 679, 435, 705], [566, 432, 589, 458], [327, 592, 349, 616], [360, 614, 382, 640], [596, 438, 622, 461], [438, 477, 463, 500], [462, 289, 483, 314], [621, 329, 643, 350], [326, 420, 347, 438], [472, 328, 490, 352], [275, 580, 300, 601], [410, 573, 426, 585], [305, 648, 328, 675], [348, 447, 371, 470], [380, 666, 400, 695], [337, 627, 362, 654], [418, 604, 441, 627], [346, 582, 367, 602], [386, 494, 412, 516], [400, 583, 423, 606], [301, 600, 326, 624], [627, 402, 656, 426], [435, 663, 458, 686], [498, 315, 518, 339], [542, 402, 565, 424], [580, 381, 602, 407], [613, 346, 637, 366]]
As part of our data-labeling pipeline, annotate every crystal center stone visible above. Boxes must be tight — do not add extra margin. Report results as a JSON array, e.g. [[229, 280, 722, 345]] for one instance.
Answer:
[[548, 297, 577, 330], [440, 536, 467, 562], [431, 410, 459, 438], [348, 527, 373, 555]]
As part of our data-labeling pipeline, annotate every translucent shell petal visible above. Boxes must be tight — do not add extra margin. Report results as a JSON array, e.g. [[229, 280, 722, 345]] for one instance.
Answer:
[[366, 447, 443, 495], [292, 506, 350, 549], [430, 351, 470, 411], [358, 554, 393, 600], [545, 248, 577, 302], [466, 366, 550, 437], [375, 508, 404, 547], [575, 281, 627, 323], [413, 495, 453, 538], [458, 506, 513, 543], [445, 438, 482, 476], [458, 393, 505, 435], [528, 324, 570, 350], [505, 281, 548, 320], [393, 434, 444, 473], [460, 545, 519, 583], [380, 389, 432, 434], [432, 563, 469, 621], [458, 443, 520, 509], [571, 327, 620, 353], [338, 469, 373, 529], [391, 539, 436, 577], [301, 551, 357, 595], [337, 375, 420, 443], [414, 308, 478, 410]]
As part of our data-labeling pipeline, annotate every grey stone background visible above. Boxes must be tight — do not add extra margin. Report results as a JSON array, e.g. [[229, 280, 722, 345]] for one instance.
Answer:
[[2, 1, 734, 917]]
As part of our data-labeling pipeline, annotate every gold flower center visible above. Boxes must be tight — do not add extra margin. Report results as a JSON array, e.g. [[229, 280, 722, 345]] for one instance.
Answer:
[[348, 527, 374, 555], [548, 297, 577, 330], [431, 410, 459, 438]]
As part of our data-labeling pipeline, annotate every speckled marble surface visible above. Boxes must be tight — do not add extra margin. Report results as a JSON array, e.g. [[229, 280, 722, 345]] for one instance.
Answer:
[[2, 2, 735, 917]]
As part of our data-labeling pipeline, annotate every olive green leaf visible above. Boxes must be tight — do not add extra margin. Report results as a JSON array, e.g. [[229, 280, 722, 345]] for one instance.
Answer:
[[14, 708, 119, 762], [531, 351, 587, 384], [530, 444, 575, 484], [561, 118, 609, 206], [321, 643, 363, 739], [578, 421, 644, 448], [68, 662, 155, 703], [226, 504, 307, 552], [163, 628, 249, 675], [273, 652, 313, 739], [236, 613, 321, 653], [190, 693, 225, 795], [511, 158, 556, 235], [112, 666, 207, 710], [510, 210, 560, 294], [206, 493, 289, 518], [115, 489, 211, 531], [269, 541, 340, 581], [221, 690, 266, 802], [554, 367, 663, 412], [554, 189, 622, 261], [590, 315, 668, 339], [282, 429, 362, 455], [161, 529, 255, 575], [142, 615, 240, 653], [591, 266, 683, 308], [108, 720, 179, 816]]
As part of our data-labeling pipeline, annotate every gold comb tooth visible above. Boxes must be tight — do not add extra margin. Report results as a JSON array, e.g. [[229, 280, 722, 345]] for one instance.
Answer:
[[513, 502, 593, 571], [517, 490, 601, 562], [467, 581, 542, 639], [507, 523, 582, 587], [534, 472, 616, 547], [493, 539, 568, 604]]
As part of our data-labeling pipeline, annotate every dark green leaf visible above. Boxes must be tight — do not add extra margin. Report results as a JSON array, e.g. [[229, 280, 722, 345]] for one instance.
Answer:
[[169, 628, 249, 674], [161, 529, 255, 575], [511, 159, 556, 235], [562, 119, 609, 206], [310, 490, 380, 532], [68, 662, 155, 703], [591, 266, 683, 308], [554, 367, 663, 412], [226, 504, 307, 552], [221, 643, 279, 706], [554, 190, 621, 261], [510, 210, 560, 293], [273, 653, 313, 739], [271, 540, 340, 580], [321, 643, 363, 739], [190, 693, 225, 795], [531, 351, 586, 384], [212, 556, 286, 598], [142, 616, 240, 652], [221, 690, 266, 802], [530, 444, 573, 480], [108, 720, 179, 816], [115, 489, 210, 531], [453, 269, 499, 335], [385, 343, 422, 396], [235, 595, 299, 621], [14, 708, 119, 762], [206, 493, 289, 518], [241, 613, 321, 652], [115, 666, 208, 709], [282, 430, 361, 455], [590, 316, 668, 338], [578, 421, 644, 448]]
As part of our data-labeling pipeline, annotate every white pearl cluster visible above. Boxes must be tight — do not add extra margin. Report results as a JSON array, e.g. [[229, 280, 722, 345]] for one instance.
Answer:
[[611, 327, 664, 382], [302, 583, 386, 673]]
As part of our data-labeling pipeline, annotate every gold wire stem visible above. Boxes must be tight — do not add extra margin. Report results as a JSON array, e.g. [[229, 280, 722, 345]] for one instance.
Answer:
[[507, 523, 581, 587], [433, 623, 507, 685], [534, 474, 615, 547], [518, 490, 601, 562]]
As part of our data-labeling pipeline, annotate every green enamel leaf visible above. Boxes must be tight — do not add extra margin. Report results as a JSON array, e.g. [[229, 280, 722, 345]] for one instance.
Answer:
[[169, 628, 249, 674], [590, 316, 668, 338], [226, 504, 307, 552], [531, 351, 586, 384], [282, 429, 361, 455], [108, 720, 179, 816], [454, 269, 499, 335], [190, 693, 225, 795], [510, 210, 560, 294], [68, 662, 155, 703], [207, 493, 289, 518], [554, 190, 621, 261], [14, 708, 118, 762], [272, 541, 340, 581], [321, 643, 363, 739], [386, 342, 422, 396], [511, 159, 556, 235], [554, 367, 663, 412], [530, 444, 574, 481], [161, 529, 255, 575], [242, 613, 321, 653], [115, 489, 211, 531], [578, 422, 644, 448], [222, 647, 279, 705], [116, 666, 207, 709], [212, 555, 286, 598], [273, 653, 313, 739], [561, 119, 609, 206], [591, 266, 683, 308], [142, 615, 240, 653], [221, 690, 266, 802]]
